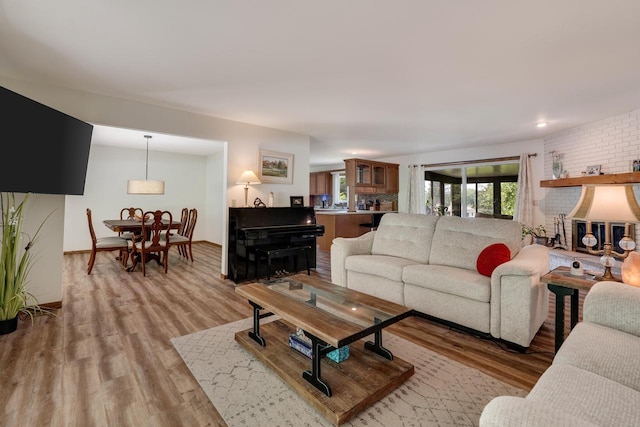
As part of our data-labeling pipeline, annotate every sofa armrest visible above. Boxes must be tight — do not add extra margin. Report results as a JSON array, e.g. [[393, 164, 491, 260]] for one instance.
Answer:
[[490, 244, 550, 347], [330, 231, 376, 287], [583, 281, 640, 337], [493, 244, 550, 278], [480, 396, 598, 427]]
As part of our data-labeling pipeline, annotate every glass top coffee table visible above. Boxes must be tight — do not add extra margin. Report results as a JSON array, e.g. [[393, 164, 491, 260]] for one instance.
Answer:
[[235, 276, 413, 397]]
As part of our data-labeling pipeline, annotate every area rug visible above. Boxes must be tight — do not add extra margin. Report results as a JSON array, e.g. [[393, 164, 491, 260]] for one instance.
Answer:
[[170, 318, 526, 426]]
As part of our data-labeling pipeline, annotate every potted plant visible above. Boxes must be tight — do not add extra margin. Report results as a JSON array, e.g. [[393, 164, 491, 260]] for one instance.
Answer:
[[522, 224, 547, 246], [0, 193, 49, 335]]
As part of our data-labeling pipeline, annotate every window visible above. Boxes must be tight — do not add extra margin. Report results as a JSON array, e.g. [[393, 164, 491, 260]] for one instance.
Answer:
[[332, 172, 347, 207], [424, 161, 518, 218]]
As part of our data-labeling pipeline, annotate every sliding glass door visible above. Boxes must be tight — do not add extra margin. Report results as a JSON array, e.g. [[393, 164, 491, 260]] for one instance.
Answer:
[[424, 161, 518, 218]]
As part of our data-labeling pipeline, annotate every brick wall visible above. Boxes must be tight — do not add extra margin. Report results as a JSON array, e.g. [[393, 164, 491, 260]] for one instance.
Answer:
[[543, 108, 640, 251]]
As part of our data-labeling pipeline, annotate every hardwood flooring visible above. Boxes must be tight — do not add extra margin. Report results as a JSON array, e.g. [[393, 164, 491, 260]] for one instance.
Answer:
[[0, 243, 574, 426]]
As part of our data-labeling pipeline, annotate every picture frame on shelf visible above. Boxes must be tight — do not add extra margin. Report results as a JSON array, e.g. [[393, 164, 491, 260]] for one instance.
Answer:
[[259, 149, 294, 184], [586, 165, 601, 176], [633, 159, 640, 172], [289, 196, 304, 207]]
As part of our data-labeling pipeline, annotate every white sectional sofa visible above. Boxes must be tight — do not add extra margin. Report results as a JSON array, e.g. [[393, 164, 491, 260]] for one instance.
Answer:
[[331, 213, 550, 348], [480, 281, 640, 426]]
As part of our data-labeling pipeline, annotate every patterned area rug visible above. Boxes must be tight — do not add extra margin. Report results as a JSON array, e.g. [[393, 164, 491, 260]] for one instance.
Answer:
[[171, 318, 525, 426]]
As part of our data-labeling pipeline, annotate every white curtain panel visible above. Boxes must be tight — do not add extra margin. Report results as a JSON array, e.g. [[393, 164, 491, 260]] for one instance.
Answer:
[[407, 165, 427, 214], [514, 154, 533, 226]]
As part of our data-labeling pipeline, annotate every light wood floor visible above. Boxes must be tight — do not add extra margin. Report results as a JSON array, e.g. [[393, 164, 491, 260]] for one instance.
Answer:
[[0, 243, 573, 426]]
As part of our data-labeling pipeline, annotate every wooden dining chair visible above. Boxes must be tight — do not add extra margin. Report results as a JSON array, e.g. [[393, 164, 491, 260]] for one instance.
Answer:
[[178, 207, 189, 234], [119, 207, 144, 240], [170, 208, 197, 261], [86, 208, 130, 274], [132, 210, 172, 276]]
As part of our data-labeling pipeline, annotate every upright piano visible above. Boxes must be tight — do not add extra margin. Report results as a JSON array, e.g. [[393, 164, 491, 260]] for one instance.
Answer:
[[228, 207, 325, 283]]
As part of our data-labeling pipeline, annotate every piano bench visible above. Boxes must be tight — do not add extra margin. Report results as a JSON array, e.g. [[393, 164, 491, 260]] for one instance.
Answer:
[[253, 244, 312, 280]]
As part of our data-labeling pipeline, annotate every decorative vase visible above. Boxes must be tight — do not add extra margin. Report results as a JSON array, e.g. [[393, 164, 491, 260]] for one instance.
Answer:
[[533, 237, 548, 246], [0, 316, 18, 335], [552, 155, 563, 179]]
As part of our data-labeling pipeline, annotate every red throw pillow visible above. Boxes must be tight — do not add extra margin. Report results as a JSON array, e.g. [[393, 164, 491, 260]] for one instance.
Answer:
[[476, 243, 511, 277]]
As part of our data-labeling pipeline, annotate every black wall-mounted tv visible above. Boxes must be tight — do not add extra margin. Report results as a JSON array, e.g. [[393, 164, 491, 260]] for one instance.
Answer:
[[0, 86, 93, 195]]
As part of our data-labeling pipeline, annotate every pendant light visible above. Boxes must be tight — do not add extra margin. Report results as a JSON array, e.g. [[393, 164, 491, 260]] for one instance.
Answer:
[[127, 135, 165, 195]]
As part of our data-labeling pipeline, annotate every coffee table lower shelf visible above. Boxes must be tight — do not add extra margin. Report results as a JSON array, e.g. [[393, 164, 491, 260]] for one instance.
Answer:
[[235, 319, 414, 426]]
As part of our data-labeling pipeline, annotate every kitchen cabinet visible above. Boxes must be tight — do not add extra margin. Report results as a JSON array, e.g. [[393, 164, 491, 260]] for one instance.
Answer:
[[309, 172, 332, 195], [345, 158, 399, 193], [385, 163, 399, 193]]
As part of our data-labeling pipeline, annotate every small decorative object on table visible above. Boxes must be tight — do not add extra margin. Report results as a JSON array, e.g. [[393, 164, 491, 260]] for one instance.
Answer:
[[622, 252, 640, 287], [632, 159, 640, 172], [288, 327, 350, 363]]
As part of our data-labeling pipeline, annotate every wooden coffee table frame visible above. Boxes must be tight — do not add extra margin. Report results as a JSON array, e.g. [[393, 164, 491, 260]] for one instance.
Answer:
[[236, 279, 413, 397]]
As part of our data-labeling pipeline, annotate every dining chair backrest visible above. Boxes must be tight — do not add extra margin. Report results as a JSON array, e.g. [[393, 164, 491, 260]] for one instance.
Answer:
[[86, 208, 97, 243], [141, 210, 173, 250], [178, 208, 189, 235], [121, 207, 143, 221], [184, 208, 198, 240]]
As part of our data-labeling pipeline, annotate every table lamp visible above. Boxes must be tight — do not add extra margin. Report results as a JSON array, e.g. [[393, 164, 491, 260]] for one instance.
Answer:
[[568, 184, 640, 281], [236, 170, 261, 207]]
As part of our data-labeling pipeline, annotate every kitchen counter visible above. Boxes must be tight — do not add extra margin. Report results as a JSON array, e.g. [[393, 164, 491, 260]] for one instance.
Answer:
[[315, 211, 394, 251]]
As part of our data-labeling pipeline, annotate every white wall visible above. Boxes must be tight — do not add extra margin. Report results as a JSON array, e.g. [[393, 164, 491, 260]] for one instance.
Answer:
[[378, 139, 547, 226], [20, 194, 65, 305], [64, 144, 210, 251], [1, 76, 310, 303], [543, 109, 640, 250], [206, 149, 227, 245]]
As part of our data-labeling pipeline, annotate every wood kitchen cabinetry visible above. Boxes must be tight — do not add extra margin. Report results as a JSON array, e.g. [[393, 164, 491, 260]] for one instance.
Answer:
[[385, 163, 399, 193], [344, 158, 399, 194], [309, 172, 332, 195], [316, 212, 374, 251]]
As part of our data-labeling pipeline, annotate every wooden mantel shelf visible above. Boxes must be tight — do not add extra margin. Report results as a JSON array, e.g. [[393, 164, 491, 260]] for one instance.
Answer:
[[540, 172, 640, 188]]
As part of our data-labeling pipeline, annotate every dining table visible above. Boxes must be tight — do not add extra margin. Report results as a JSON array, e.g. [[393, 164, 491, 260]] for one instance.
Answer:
[[103, 218, 182, 271], [103, 219, 182, 234]]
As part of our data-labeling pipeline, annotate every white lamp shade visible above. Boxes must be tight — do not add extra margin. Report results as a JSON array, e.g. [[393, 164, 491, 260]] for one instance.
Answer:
[[127, 179, 165, 195], [568, 184, 640, 222], [236, 170, 261, 185]]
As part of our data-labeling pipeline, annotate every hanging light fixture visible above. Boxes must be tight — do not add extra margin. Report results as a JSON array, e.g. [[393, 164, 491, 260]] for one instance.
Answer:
[[127, 135, 165, 195]]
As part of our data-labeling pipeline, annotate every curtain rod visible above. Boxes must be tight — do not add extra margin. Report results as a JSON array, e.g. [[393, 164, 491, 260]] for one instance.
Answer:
[[409, 153, 537, 168]]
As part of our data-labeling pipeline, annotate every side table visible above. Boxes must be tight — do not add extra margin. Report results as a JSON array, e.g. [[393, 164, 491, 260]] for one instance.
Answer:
[[541, 266, 598, 353]]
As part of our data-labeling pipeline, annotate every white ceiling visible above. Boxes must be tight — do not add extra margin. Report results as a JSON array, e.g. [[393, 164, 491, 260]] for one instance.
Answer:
[[90, 125, 224, 156], [2, 1, 640, 166]]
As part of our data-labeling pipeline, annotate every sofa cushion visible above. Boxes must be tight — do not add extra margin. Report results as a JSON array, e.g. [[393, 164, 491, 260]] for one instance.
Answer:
[[347, 271, 405, 305], [345, 254, 420, 282], [402, 264, 491, 302], [476, 243, 510, 277], [554, 322, 640, 392], [527, 364, 640, 427], [429, 216, 521, 271], [370, 213, 439, 264]]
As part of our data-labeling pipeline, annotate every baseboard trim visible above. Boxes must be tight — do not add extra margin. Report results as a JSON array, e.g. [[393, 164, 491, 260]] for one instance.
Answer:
[[39, 301, 62, 310]]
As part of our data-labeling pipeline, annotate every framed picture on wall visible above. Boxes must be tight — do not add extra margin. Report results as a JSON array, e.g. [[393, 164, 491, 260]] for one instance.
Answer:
[[259, 149, 294, 184], [586, 164, 601, 176]]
